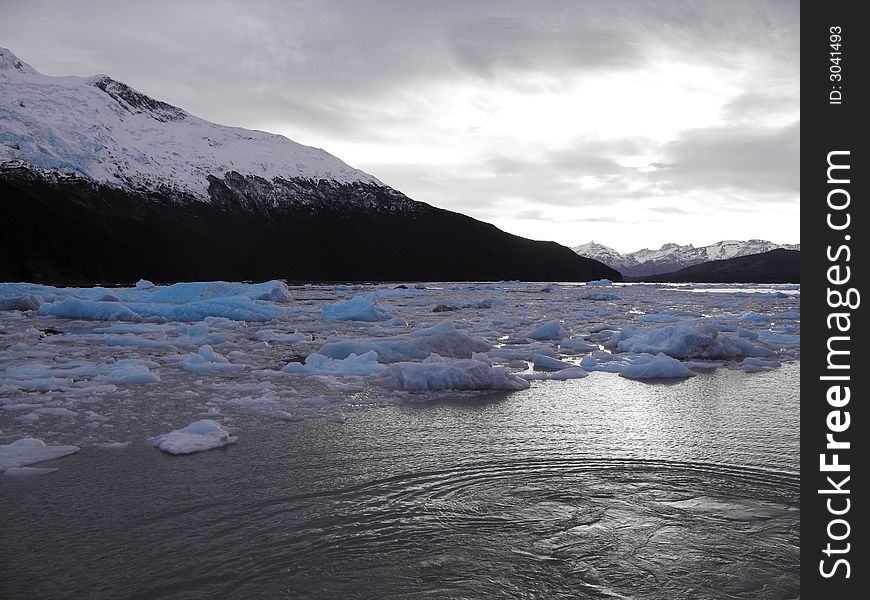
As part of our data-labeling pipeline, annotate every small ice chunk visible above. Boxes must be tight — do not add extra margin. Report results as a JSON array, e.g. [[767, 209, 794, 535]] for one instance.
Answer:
[[380, 354, 530, 391], [0, 438, 80, 472], [586, 279, 613, 286], [272, 410, 304, 422], [560, 338, 598, 353], [149, 420, 237, 455], [135, 279, 156, 290], [326, 411, 347, 423], [38, 298, 141, 321], [255, 329, 309, 343], [606, 320, 774, 360], [180, 345, 244, 374], [0, 294, 42, 311], [228, 395, 277, 409], [106, 359, 161, 384], [737, 357, 783, 373], [523, 366, 588, 380], [532, 354, 574, 371], [581, 291, 620, 301], [4, 466, 59, 477], [636, 314, 680, 323], [321, 294, 389, 322], [96, 441, 131, 449], [319, 321, 490, 363], [527, 320, 571, 341], [619, 353, 696, 379], [281, 351, 385, 376], [34, 407, 78, 417]]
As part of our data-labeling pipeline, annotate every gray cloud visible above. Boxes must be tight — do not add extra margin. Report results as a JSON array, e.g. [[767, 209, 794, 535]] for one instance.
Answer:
[[651, 121, 799, 195]]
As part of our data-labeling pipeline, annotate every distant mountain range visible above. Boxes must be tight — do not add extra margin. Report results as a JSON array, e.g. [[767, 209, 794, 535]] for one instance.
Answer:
[[0, 48, 619, 284], [573, 240, 800, 278], [640, 249, 800, 284]]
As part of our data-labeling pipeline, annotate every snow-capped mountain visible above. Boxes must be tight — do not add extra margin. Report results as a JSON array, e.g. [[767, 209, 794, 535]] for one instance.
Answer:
[[1, 48, 618, 284], [0, 47, 380, 198], [573, 240, 800, 277]]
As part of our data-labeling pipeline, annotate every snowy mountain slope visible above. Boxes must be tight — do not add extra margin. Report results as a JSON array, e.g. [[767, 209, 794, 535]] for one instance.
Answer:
[[0, 47, 380, 199], [0, 48, 618, 284], [573, 240, 800, 277]]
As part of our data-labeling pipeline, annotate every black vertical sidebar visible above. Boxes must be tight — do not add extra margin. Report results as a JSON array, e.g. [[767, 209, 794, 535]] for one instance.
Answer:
[[802, 1, 866, 597]]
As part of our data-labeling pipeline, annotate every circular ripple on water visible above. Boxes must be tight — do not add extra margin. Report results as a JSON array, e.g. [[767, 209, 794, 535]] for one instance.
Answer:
[[186, 457, 798, 600]]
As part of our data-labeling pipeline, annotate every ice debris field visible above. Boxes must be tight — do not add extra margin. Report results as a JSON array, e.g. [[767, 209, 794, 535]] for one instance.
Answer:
[[0, 279, 799, 473]]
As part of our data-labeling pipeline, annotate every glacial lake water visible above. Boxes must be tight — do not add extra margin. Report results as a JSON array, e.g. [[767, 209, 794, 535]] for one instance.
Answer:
[[1, 363, 798, 599], [0, 281, 799, 598]]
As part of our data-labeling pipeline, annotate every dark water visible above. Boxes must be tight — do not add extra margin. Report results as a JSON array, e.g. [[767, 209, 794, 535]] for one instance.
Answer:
[[0, 364, 799, 599]]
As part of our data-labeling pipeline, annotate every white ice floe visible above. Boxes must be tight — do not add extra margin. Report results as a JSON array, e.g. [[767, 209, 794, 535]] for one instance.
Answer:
[[480, 343, 559, 361], [635, 314, 680, 323], [106, 359, 161, 384], [26, 280, 291, 323], [321, 294, 389, 322], [523, 367, 589, 381], [532, 354, 575, 371], [0, 293, 42, 311], [0, 438, 80, 473], [280, 351, 385, 376], [33, 407, 77, 418], [559, 338, 598, 353], [149, 419, 237, 455], [0, 358, 158, 390], [527, 320, 571, 341], [619, 353, 696, 379], [581, 291, 620, 301], [319, 321, 490, 363], [255, 329, 310, 344], [606, 320, 774, 360], [586, 279, 614, 286], [180, 346, 244, 374], [379, 354, 530, 391], [3, 466, 59, 476], [736, 357, 783, 373], [579, 356, 628, 373], [39, 297, 141, 321]]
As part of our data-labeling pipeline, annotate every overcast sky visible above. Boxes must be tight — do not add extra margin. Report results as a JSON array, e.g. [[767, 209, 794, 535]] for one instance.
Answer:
[[1, 0, 799, 252]]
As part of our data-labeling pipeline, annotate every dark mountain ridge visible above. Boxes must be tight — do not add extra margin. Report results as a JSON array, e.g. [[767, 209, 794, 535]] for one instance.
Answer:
[[1, 164, 620, 285], [634, 249, 800, 284]]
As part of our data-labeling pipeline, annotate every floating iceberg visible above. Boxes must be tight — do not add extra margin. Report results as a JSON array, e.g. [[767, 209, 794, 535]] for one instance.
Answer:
[[522, 366, 589, 381], [379, 354, 529, 391], [281, 351, 385, 376], [606, 320, 774, 360], [560, 338, 598, 352], [527, 320, 571, 341], [149, 419, 238, 455], [319, 321, 490, 363], [0, 293, 42, 312], [619, 353, 696, 379], [255, 329, 310, 343], [180, 346, 244, 374], [106, 359, 161, 384], [39, 297, 141, 321], [0, 438, 80, 473], [532, 354, 575, 371], [321, 294, 389, 322]]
